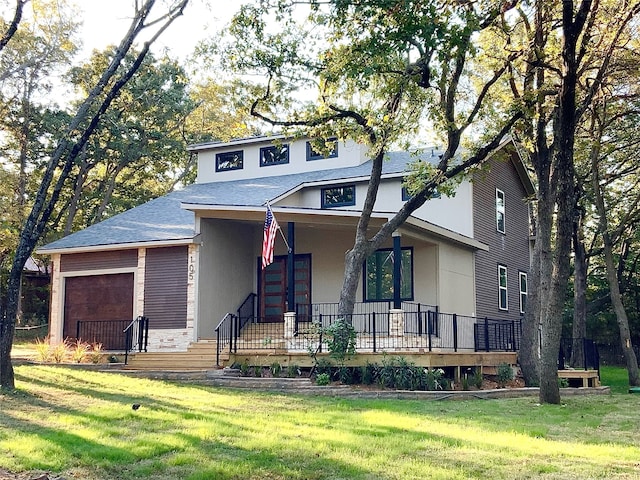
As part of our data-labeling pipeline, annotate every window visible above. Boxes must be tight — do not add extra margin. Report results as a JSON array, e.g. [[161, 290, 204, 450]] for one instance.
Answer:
[[306, 139, 338, 161], [260, 144, 289, 167], [498, 264, 508, 311], [496, 189, 505, 233], [321, 185, 355, 208], [519, 271, 528, 314], [364, 248, 413, 301], [215, 150, 243, 172], [402, 185, 441, 201]]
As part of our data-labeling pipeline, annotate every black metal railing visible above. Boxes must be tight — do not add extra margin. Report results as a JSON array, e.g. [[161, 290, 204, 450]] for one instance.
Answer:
[[215, 312, 233, 366], [215, 300, 522, 359], [559, 337, 600, 372], [76, 319, 131, 351], [295, 301, 392, 331], [123, 316, 149, 365], [237, 293, 257, 332], [474, 318, 522, 352]]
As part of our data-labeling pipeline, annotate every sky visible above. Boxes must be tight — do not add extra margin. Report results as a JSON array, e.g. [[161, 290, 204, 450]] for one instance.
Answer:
[[77, 0, 242, 61]]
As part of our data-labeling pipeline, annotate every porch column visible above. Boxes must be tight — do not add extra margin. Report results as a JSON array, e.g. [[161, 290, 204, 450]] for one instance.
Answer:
[[389, 309, 405, 349], [392, 231, 402, 309], [287, 222, 295, 312], [284, 311, 296, 341]]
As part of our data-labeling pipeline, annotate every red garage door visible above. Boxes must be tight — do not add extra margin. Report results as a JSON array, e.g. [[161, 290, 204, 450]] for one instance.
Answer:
[[63, 273, 134, 350]]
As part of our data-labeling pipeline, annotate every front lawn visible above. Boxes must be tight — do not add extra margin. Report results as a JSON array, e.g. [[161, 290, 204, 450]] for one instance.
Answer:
[[0, 365, 638, 479]]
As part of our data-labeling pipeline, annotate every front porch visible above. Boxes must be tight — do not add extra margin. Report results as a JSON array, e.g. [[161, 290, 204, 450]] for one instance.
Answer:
[[213, 300, 522, 366]]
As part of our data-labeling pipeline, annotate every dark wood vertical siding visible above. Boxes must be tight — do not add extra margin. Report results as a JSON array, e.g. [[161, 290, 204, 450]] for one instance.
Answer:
[[473, 150, 531, 320], [144, 246, 188, 329], [60, 250, 138, 272]]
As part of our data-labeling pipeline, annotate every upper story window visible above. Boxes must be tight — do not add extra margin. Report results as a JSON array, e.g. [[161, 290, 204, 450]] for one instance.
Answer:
[[322, 185, 355, 208], [498, 264, 508, 311], [402, 184, 441, 201], [216, 150, 243, 172], [496, 188, 506, 234], [306, 139, 338, 161], [364, 247, 413, 302], [519, 271, 528, 314], [260, 144, 289, 167]]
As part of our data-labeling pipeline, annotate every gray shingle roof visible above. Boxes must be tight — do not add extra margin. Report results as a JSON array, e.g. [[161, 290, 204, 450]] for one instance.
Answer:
[[39, 150, 437, 251]]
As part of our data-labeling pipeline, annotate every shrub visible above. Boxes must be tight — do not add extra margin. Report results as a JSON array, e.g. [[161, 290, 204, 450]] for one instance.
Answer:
[[323, 318, 356, 364], [89, 343, 104, 364], [472, 369, 484, 389], [240, 361, 250, 377], [286, 364, 300, 378], [51, 339, 70, 363], [315, 358, 333, 377], [253, 365, 262, 377], [394, 357, 416, 390], [34, 337, 52, 363], [361, 362, 377, 385], [425, 368, 446, 391], [497, 363, 514, 387], [315, 373, 330, 386], [378, 356, 397, 389], [270, 362, 282, 377], [338, 366, 359, 385], [71, 340, 88, 363]]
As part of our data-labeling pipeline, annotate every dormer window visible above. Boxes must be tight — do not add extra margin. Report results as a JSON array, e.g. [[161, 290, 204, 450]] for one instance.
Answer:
[[216, 150, 243, 172], [322, 185, 355, 208], [260, 144, 289, 167], [306, 139, 338, 161]]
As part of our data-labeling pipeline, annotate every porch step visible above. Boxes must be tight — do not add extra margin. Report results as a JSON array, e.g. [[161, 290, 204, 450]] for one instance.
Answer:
[[125, 340, 229, 370]]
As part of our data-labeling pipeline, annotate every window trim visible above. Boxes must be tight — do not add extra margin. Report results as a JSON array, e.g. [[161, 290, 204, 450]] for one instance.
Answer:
[[259, 144, 289, 167], [321, 185, 356, 208], [215, 150, 244, 172], [498, 264, 508, 311], [363, 247, 414, 302], [519, 271, 528, 314], [306, 138, 338, 161], [496, 188, 506, 234]]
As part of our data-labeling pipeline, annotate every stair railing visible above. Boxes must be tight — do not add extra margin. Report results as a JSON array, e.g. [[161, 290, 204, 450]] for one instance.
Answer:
[[123, 316, 149, 365], [215, 312, 233, 366]]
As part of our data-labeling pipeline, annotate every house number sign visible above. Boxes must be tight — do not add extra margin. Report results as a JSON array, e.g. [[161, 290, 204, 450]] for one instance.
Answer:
[[189, 255, 196, 281]]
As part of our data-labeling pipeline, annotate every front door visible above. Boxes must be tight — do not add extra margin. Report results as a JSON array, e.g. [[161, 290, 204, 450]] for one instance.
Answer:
[[259, 254, 311, 322]]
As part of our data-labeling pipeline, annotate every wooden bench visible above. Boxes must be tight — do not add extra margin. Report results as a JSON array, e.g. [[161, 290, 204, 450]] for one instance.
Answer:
[[558, 369, 600, 388]]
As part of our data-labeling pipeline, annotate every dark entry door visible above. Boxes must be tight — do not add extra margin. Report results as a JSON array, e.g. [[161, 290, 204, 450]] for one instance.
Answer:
[[259, 254, 310, 322]]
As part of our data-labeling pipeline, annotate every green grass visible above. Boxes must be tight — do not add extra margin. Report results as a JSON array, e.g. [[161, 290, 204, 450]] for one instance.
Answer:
[[1, 365, 639, 479]]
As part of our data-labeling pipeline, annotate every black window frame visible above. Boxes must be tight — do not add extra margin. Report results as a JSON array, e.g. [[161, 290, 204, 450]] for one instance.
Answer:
[[260, 144, 290, 167], [306, 138, 338, 161], [215, 150, 244, 172], [363, 247, 414, 302], [321, 185, 356, 208]]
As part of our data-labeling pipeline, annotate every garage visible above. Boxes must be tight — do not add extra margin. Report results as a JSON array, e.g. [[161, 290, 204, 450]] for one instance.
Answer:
[[63, 272, 134, 350]]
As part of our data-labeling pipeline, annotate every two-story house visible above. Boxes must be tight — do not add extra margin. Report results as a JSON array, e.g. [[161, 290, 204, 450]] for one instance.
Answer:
[[38, 135, 533, 365]]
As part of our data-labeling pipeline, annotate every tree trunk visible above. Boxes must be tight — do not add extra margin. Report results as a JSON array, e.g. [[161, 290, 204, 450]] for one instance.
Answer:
[[570, 212, 588, 368], [591, 140, 640, 386], [0, 0, 190, 390]]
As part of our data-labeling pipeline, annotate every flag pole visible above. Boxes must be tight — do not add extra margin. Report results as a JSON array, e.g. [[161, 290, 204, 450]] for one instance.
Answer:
[[267, 201, 291, 253]]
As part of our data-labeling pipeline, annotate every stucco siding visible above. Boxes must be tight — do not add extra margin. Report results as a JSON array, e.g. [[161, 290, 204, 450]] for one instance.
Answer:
[[437, 243, 476, 316], [197, 219, 256, 336]]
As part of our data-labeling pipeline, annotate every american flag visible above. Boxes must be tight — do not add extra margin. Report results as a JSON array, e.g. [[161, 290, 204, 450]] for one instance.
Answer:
[[262, 205, 279, 269]]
